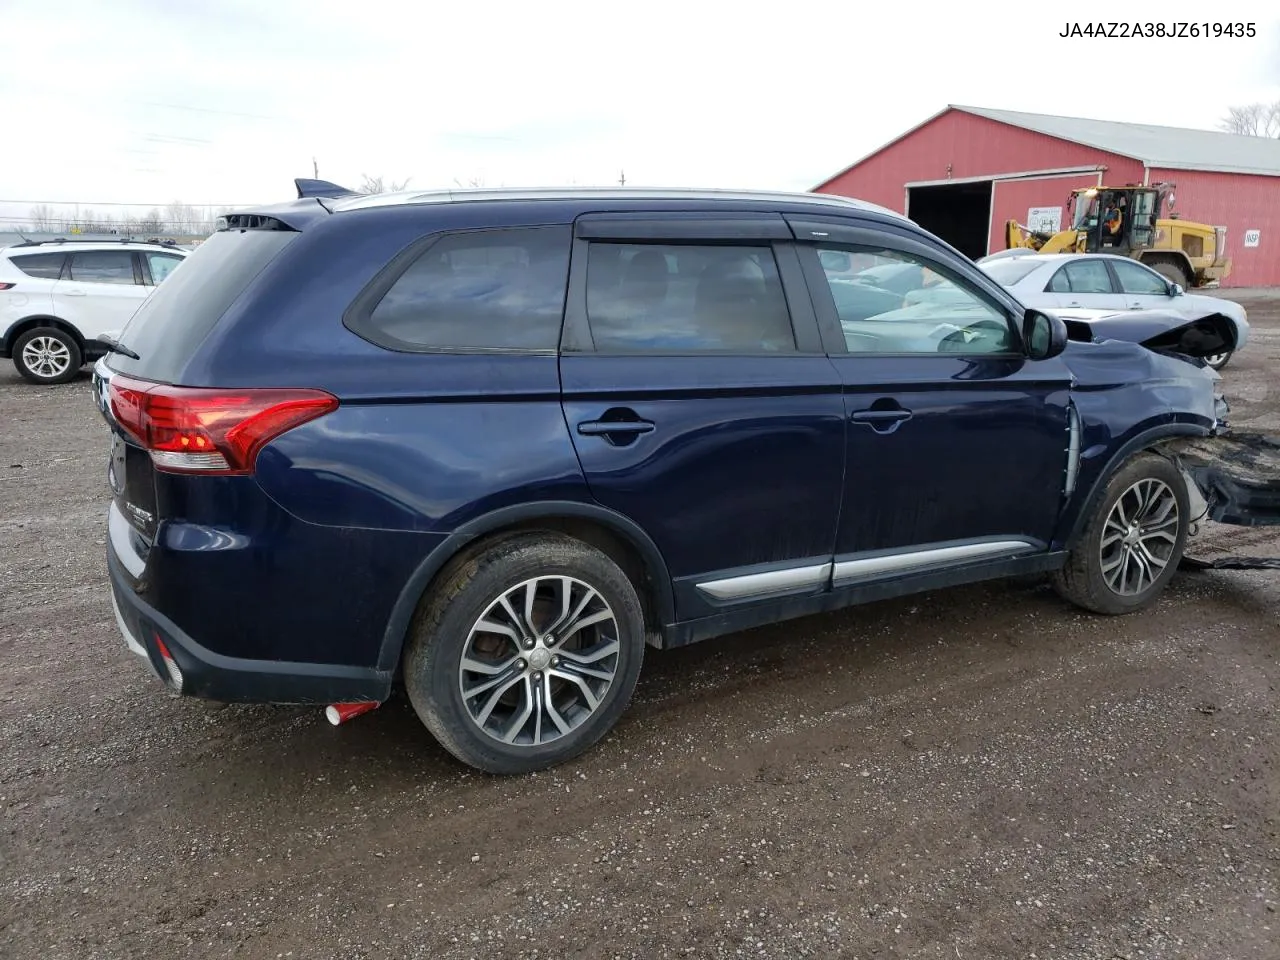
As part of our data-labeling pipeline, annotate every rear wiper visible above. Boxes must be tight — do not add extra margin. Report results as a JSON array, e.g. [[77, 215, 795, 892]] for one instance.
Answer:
[[95, 333, 140, 361]]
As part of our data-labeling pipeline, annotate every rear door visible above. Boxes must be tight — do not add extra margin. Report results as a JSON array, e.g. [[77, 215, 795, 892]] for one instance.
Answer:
[[559, 212, 846, 621], [1044, 258, 1121, 310], [54, 250, 149, 338], [789, 215, 1074, 587]]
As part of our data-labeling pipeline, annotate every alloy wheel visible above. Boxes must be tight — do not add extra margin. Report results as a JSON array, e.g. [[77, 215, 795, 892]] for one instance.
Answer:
[[458, 576, 620, 747], [21, 335, 72, 380], [1099, 478, 1181, 596]]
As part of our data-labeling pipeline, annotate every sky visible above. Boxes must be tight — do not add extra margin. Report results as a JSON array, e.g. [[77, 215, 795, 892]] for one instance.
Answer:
[[1, 0, 1278, 227]]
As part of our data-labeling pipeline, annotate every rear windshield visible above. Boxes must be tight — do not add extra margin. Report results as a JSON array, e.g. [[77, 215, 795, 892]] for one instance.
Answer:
[[108, 228, 298, 383], [979, 258, 1043, 286]]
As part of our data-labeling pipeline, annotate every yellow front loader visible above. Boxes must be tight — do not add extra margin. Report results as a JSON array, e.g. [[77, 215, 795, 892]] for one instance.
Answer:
[[1004, 183, 1231, 288]]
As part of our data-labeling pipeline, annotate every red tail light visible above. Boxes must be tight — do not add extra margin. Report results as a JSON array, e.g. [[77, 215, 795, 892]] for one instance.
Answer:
[[0, 282, 15, 291], [108, 374, 338, 475]]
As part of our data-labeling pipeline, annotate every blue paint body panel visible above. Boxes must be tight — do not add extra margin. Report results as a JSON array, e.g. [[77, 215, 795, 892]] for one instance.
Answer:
[[95, 190, 1225, 706]]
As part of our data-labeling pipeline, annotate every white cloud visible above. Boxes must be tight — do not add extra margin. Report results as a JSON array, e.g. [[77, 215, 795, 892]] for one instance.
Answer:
[[1, 0, 1277, 226]]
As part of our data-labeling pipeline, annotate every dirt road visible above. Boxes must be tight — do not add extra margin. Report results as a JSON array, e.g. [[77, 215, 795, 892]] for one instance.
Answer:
[[2, 295, 1278, 960]]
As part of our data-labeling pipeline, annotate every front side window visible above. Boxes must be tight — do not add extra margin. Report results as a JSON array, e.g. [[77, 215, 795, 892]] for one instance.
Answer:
[[584, 242, 795, 353], [68, 251, 135, 285], [363, 226, 571, 351], [1047, 260, 1113, 294], [815, 246, 1015, 355], [1111, 259, 1168, 295], [9, 253, 65, 279]]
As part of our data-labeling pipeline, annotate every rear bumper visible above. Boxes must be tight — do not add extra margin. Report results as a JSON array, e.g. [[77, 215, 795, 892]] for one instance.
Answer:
[[107, 540, 391, 704]]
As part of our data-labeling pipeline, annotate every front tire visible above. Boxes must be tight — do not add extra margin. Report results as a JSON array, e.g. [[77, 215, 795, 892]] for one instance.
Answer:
[[1204, 351, 1232, 371], [403, 533, 646, 775], [1052, 452, 1190, 615], [13, 327, 82, 384]]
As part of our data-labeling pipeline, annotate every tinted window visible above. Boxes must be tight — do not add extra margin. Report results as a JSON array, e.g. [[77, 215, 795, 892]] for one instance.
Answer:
[[106, 228, 299, 383], [1048, 260, 1112, 294], [584, 243, 795, 353], [68, 251, 136, 285], [146, 252, 184, 284], [364, 227, 570, 351], [1111, 259, 1168, 295], [8, 252, 65, 279], [816, 246, 1015, 355], [980, 258, 1044, 286]]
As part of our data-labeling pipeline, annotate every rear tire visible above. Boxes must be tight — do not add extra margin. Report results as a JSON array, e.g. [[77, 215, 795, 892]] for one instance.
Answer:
[[403, 532, 646, 775], [13, 327, 82, 384], [1052, 452, 1190, 615]]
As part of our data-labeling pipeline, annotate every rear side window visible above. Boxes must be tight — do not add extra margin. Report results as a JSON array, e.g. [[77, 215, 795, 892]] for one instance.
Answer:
[[146, 252, 184, 284], [107, 228, 299, 382], [980, 258, 1043, 286], [356, 226, 571, 352], [69, 251, 136, 285], [583, 243, 795, 353], [8, 253, 66, 279]]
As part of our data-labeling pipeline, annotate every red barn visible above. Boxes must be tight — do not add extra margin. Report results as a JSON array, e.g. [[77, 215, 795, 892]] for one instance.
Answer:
[[813, 105, 1280, 288]]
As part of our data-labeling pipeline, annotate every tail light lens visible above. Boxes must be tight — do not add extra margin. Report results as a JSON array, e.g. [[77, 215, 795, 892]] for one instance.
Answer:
[[0, 282, 15, 290], [108, 374, 338, 475]]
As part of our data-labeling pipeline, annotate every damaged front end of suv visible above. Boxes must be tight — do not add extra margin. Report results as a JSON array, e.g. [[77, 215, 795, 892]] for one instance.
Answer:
[[1060, 307, 1280, 550]]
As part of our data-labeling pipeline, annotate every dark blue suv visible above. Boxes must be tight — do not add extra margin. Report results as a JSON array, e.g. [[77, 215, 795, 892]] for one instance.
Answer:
[[94, 183, 1233, 774]]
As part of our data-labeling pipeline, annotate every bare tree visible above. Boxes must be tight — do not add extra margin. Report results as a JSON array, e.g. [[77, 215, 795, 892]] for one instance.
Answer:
[[28, 204, 55, 231], [356, 174, 411, 194], [452, 176, 486, 188], [165, 200, 198, 234], [138, 208, 165, 235], [1220, 101, 1280, 137]]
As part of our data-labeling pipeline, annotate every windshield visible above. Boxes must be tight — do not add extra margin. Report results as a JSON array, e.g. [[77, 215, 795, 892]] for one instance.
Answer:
[[1072, 194, 1099, 231], [979, 258, 1043, 286]]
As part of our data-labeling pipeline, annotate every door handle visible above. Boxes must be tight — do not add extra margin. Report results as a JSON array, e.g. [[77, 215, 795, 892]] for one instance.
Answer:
[[850, 406, 912, 434], [850, 409, 912, 424], [577, 420, 654, 437], [64, 289, 87, 296], [577, 410, 655, 446]]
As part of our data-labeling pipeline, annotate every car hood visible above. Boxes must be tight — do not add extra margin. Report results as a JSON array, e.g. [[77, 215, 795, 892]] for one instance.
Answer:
[[1050, 307, 1237, 361]]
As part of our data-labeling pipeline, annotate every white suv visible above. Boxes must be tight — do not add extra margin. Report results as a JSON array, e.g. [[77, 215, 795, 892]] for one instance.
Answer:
[[0, 239, 188, 384]]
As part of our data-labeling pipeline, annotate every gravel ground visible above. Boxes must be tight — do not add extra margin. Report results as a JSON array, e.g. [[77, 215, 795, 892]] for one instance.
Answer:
[[2, 293, 1278, 960]]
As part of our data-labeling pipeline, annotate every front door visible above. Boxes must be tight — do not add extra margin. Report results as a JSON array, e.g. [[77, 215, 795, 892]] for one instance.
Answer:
[[1109, 257, 1177, 311], [559, 213, 847, 621], [789, 217, 1074, 588]]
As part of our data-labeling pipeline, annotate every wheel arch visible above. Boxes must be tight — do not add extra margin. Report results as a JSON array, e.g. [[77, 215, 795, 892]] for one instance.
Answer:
[[376, 501, 676, 674], [4, 315, 86, 355], [1055, 421, 1213, 549]]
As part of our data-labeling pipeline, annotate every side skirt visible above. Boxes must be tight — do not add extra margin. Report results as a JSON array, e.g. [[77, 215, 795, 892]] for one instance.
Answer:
[[661, 551, 1068, 650]]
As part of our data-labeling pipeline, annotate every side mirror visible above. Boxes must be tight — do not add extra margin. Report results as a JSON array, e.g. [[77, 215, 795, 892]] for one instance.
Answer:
[[1169, 282, 1184, 297], [1022, 309, 1068, 361]]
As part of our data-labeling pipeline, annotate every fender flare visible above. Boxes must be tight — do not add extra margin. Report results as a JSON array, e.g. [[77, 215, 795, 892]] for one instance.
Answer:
[[374, 500, 675, 673], [1056, 421, 1214, 548]]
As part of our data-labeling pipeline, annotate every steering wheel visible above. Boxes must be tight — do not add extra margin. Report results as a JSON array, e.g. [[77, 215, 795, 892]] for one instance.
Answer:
[[937, 320, 1010, 353]]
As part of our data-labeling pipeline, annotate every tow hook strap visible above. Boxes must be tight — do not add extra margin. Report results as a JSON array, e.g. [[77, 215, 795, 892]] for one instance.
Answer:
[[1180, 555, 1280, 571]]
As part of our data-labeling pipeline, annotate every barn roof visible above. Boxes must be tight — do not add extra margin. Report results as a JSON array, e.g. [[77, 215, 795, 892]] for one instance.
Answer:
[[813, 105, 1280, 190], [953, 105, 1280, 177]]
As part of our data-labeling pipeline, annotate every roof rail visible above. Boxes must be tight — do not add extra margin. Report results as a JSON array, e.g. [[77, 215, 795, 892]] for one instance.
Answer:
[[9, 237, 181, 249]]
